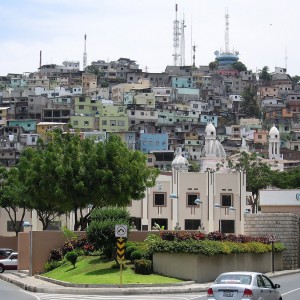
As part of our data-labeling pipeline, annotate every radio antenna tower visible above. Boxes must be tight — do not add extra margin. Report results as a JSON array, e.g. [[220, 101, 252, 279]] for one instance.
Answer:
[[285, 47, 288, 71], [180, 16, 186, 66], [172, 4, 180, 66], [225, 8, 230, 54], [83, 34, 87, 71], [192, 43, 197, 68]]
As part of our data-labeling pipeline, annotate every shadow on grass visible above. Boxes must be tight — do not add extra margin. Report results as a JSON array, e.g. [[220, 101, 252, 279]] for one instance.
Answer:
[[86, 267, 120, 276]]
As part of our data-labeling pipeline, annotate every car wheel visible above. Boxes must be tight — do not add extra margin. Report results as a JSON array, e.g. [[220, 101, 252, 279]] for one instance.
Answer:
[[0, 265, 4, 273]]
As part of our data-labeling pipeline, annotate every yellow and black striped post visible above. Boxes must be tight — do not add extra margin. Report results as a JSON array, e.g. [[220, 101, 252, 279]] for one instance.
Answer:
[[117, 237, 125, 286]]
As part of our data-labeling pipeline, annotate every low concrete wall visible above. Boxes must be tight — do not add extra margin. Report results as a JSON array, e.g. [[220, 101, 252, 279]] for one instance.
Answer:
[[153, 252, 283, 283], [18, 231, 86, 275], [0, 236, 18, 251]]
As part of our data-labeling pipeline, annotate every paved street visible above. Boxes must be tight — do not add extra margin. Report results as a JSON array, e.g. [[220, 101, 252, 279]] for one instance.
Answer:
[[35, 294, 207, 300]]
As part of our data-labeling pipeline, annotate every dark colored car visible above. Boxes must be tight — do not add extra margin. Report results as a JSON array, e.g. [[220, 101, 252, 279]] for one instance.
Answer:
[[0, 248, 13, 259]]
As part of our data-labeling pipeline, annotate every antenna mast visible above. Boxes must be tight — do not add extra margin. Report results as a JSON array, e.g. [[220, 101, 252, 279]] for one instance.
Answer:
[[83, 34, 87, 71], [225, 8, 229, 54], [192, 43, 197, 68], [173, 4, 180, 66], [180, 16, 186, 66], [285, 47, 288, 71]]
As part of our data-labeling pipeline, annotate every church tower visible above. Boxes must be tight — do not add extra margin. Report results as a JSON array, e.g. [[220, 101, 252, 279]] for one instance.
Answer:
[[268, 125, 280, 160]]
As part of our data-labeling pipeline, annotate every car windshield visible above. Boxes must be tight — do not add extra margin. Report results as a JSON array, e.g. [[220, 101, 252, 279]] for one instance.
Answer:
[[215, 274, 252, 285]]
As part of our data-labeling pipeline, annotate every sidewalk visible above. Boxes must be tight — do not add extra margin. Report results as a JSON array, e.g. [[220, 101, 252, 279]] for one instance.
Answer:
[[0, 269, 299, 295]]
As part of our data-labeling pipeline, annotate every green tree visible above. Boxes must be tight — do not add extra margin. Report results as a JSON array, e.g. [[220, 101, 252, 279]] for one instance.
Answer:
[[209, 61, 218, 71], [232, 61, 247, 72], [271, 167, 300, 189], [0, 167, 28, 236], [18, 132, 159, 231], [87, 207, 131, 264], [227, 152, 274, 213], [17, 139, 67, 230], [240, 86, 261, 118], [259, 66, 271, 81], [291, 75, 300, 86]]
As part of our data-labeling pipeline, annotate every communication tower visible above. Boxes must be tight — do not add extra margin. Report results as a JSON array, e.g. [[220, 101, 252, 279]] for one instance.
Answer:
[[83, 34, 87, 71], [225, 8, 229, 54], [180, 17, 186, 66], [172, 4, 180, 66], [192, 43, 197, 68]]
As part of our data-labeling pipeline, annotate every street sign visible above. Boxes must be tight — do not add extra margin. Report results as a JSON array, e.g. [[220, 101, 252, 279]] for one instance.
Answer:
[[268, 234, 276, 242], [115, 225, 128, 238], [117, 237, 125, 261]]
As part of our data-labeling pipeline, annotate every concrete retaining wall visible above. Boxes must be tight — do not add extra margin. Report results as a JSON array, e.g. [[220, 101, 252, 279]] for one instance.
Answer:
[[153, 252, 283, 283]]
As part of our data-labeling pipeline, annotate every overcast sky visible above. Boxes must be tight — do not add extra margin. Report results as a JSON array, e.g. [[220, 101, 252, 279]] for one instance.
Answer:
[[1, 0, 299, 76]]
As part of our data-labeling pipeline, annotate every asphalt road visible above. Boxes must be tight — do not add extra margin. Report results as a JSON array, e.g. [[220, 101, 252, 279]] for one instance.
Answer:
[[0, 279, 39, 300], [2, 271, 300, 300]]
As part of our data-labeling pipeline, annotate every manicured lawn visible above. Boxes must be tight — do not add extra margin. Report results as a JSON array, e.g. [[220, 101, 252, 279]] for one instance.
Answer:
[[43, 256, 183, 284]]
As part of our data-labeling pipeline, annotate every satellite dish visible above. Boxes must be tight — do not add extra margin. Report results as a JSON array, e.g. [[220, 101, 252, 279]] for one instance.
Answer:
[[214, 50, 219, 56]]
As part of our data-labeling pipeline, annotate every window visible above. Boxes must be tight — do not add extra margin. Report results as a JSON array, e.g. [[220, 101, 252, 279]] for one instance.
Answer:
[[46, 221, 61, 230], [187, 194, 199, 206], [221, 194, 232, 207], [110, 120, 116, 126], [220, 220, 234, 233], [154, 193, 166, 206], [7, 221, 23, 232], [73, 121, 78, 125], [118, 121, 125, 126], [102, 120, 107, 125], [185, 219, 200, 230], [79, 105, 84, 109], [84, 121, 89, 126], [151, 218, 168, 230]]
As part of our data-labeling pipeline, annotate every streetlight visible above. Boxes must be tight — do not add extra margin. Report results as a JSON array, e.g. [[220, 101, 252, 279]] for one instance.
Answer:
[[194, 198, 203, 231], [170, 193, 179, 230], [23, 221, 33, 276]]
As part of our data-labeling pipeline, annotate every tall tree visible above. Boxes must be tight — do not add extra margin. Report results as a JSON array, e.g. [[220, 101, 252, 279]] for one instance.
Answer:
[[227, 152, 274, 213], [271, 167, 300, 189], [232, 61, 247, 72], [259, 66, 271, 81], [0, 167, 28, 236], [17, 139, 67, 230], [18, 132, 159, 231], [240, 86, 261, 118]]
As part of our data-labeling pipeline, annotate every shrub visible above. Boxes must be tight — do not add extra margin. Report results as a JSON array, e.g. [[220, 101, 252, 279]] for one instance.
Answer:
[[130, 250, 143, 262], [44, 260, 63, 272], [48, 249, 63, 261], [134, 259, 152, 275], [65, 251, 78, 268], [125, 245, 137, 260]]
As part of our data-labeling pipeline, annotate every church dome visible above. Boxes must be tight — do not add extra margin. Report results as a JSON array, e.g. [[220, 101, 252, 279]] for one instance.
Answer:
[[205, 123, 216, 136], [172, 155, 189, 169], [172, 147, 189, 171], [215, 140, 226, 158], [269, 125, 279, 138]]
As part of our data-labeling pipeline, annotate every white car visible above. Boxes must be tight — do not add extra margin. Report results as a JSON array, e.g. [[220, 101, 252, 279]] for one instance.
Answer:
[[207, 271, 282, 300], [0, 252, 18, 273]]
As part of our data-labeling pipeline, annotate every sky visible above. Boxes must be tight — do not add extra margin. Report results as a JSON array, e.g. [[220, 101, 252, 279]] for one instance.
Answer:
[[1, 0, 299, 76]]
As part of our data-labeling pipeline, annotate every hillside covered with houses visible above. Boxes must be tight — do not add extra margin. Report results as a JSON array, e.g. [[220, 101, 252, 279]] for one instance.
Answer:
[[0, 56, 300, 170]]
